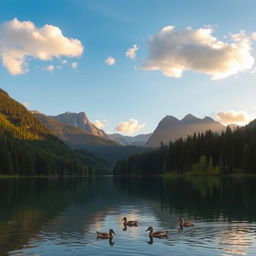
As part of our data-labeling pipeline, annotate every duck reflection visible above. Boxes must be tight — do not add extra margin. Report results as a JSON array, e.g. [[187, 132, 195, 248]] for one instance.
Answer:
[[147, 236, 153, 245], [122, 224, 127, 231], [109, 237, 115, 246], [96, 236, 115, 246]]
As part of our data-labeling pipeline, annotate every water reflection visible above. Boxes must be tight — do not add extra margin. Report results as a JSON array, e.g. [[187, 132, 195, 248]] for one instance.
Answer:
[[0, 176, 255, 256]]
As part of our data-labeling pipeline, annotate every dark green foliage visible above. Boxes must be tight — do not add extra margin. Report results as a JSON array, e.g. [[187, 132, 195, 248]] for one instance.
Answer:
[[114, 126, 256, 176], [0, 89, 107, 175], [84, 145, 151, 166]]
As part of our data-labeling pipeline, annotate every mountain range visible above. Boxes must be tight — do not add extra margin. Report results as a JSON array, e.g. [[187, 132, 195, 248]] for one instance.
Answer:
[[146, 114, 225, 147], [33, 111, 149, 165], [34, 112, 117, 149], [2, 86, 256, 176], [33, 111, 235, 149]]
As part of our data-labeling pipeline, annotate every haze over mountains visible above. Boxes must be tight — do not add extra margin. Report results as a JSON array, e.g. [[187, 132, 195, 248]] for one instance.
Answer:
[[146, 114, 225, 147], [108, 133, 152, 146]]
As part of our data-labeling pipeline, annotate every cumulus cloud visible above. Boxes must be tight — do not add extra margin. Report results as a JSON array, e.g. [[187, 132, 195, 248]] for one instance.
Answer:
[[216, 111, 252, 125], [252, 32, 256, 40], [0, 18, 83, 75], [116, 119, 145, 134], [46, 65, 55, 71], [22, 102, 30, 109], [142, 26, 254, 79], [71, 62, 78, 69], [45, 65, 63, 71], [126, 44, 138, 60], [105, 56, 115, 65], [93, 120, 108, 129]]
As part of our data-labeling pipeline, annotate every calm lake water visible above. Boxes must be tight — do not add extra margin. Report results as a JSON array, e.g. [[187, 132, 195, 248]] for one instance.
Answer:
[[0, 176, 256, 256]]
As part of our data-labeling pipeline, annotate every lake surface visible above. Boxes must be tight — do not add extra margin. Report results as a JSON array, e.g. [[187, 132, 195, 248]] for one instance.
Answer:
[[0, 176, 256, 256]]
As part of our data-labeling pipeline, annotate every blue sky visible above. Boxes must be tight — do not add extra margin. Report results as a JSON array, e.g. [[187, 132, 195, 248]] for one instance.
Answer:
[[1, 0, 256, 134]]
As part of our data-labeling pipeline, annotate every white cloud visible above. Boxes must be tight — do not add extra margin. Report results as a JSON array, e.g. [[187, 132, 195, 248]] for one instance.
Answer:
[[105, 56, 115, 65], [252, 32, 256, 40], [116, 119, 145, 134], [126, 44, 138, 60], [216, 111, 252, 125], [93, 119, 108, 129], [0, 18, 83, 75], [71, 62, 78, 69], [93, 120, 105, 129], [46, 65, 55, 71], [45, 65, 63, 71], [22, 102, 30, 109], [142, 26, 254, 80]]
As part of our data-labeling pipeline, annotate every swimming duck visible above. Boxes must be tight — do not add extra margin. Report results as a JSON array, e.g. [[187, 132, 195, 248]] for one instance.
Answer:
[[96, 229, 115, 238], [146, 227, 168, 238], [122, 217, 138, 226], [178, 216, 194, 227]]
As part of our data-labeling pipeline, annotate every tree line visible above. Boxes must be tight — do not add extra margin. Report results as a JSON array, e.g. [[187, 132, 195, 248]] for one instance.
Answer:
[[113, 125, 256, 176]]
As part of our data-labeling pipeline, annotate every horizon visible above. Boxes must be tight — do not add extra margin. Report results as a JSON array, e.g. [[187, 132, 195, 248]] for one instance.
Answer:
[[1, 0, 256, 135]]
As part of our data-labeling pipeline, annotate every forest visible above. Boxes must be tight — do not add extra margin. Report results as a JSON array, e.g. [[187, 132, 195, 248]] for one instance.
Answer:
[[0, 89, 108, 176], [113, 125, 256, 176]]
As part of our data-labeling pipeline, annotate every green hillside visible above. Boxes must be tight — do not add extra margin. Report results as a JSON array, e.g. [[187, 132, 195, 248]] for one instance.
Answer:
[[0, 89, 107, 176]]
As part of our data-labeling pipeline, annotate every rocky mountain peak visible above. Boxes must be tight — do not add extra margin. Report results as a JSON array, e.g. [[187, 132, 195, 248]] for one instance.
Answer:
[[181, 114, 197, 122], [51, 112, 108, 139], [202, 116, 215, 122]]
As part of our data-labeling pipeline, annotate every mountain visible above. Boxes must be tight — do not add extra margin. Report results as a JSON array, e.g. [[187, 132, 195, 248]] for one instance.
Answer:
[[0, 89, 107, 175], [247, 119, 256, 128], [34, 113, 117, 148], [146, 114, 225, 147], [114, 123, 256, 176], [51, 112, 109, 139], [108, 133, 152, 146], [33, 113, 149, 165]]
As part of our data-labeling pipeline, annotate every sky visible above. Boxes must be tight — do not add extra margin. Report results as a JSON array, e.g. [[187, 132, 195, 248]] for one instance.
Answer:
[[1, 0, 256, 135]]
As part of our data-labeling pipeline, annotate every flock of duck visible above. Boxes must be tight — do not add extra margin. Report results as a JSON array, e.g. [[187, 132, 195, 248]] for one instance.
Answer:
[[96, 216, 194, 241]]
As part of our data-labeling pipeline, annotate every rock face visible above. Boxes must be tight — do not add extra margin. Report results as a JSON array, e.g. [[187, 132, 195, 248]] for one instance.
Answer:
[[51, 112, 108, 139], [146, 114, 225, 147], [108, 133, 152, 147], [34, 113, 117, 148]]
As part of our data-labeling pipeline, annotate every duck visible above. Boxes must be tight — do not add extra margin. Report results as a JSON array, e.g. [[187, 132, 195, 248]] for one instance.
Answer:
[[146, 227, 168, 238], [122, 217, 138, 226], [178, 216, 194, 228], [96, 229, 115, 239]]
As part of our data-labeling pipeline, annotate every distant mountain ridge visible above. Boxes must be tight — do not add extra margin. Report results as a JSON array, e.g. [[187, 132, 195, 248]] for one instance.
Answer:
[[34, 113, 117, 148], [108, 133, 152, 146], [51, 112, 109, 139], [146, 114, 225, 147]]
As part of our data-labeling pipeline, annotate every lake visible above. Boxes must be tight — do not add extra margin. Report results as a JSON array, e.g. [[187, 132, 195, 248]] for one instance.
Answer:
[[0, 176, 256, 256]]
